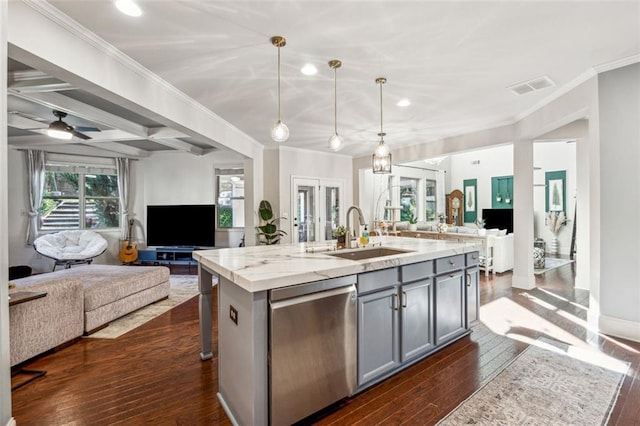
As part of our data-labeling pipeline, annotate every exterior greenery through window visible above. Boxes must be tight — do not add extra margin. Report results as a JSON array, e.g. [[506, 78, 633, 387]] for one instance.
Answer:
[[217, 169, 245, 228], [400, 177, 418, 222], [40, 170, 119, 231], [425, 179, 437, 220]]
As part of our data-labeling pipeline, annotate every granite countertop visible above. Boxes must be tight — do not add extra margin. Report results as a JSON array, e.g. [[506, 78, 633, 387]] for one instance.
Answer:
[[193, 236, 481, 293]]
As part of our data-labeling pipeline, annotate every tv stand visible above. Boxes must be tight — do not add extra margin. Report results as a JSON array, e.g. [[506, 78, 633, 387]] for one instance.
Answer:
[[135, 247, 202, 271]]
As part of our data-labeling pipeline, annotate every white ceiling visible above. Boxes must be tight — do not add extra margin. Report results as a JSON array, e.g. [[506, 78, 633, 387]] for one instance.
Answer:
[[8, 1, 640, 159]]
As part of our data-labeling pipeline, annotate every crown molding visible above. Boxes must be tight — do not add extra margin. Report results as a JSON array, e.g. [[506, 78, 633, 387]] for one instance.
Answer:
[[513, 54, 640, 124]]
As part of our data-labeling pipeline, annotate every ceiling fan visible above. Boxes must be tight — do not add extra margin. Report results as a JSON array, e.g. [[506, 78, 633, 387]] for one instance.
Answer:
[[47, 110, 100, 140]]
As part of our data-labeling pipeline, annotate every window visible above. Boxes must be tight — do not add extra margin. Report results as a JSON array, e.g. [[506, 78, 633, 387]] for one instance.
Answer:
[[400, 177, 418, 222], [217, 169, 244, 228], [40, 167, 119, 231], [425, 179, 437, 221]]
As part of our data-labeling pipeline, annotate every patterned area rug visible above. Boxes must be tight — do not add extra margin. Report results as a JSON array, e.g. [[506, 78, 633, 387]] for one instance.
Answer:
[[86, 275, 211, 339], [534, 258, 574, 274], [438, 338, 629, 425]]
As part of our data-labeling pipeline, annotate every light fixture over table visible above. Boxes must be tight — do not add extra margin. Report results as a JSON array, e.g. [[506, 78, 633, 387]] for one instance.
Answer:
[[270, 36, 289, 143], [372, 77, 391, 174], [328, 59, 344, 152]]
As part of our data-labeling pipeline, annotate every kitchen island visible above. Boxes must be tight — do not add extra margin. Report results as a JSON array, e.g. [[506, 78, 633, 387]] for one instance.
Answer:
[[194, 236, 481, 426]]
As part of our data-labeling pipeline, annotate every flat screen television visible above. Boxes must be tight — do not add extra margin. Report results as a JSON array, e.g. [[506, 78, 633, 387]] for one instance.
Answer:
[[146, 204, 215, 247], [482, 208, 514, 234]]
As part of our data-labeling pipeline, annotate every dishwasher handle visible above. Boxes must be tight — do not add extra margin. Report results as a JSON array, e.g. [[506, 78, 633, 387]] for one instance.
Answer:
[[270, 275, 357, 302], [270, 284, 356, 310]]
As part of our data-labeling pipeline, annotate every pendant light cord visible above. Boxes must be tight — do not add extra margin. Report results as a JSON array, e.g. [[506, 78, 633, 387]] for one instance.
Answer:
[[379, 81, 384, 136], [277, 45, 282, 121], [334, 67, 338, 134]]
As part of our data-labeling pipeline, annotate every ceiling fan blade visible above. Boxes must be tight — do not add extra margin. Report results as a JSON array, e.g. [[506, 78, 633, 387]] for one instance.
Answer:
[[75, 126, 101, 132], [71, 130, 92, 140]]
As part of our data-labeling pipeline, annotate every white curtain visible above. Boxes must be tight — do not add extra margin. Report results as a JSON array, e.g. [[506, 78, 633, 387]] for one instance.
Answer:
[[26, 150, 46, 245], [115, 157, 130, 240]]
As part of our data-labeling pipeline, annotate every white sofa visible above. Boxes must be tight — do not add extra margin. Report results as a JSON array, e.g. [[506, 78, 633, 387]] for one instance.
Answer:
[[392, 222, 514, 273]]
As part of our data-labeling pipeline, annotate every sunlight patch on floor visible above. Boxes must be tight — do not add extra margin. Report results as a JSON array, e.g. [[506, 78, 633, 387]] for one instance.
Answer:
[[538, 287, 588, 311], [479, 297, 630, 374]]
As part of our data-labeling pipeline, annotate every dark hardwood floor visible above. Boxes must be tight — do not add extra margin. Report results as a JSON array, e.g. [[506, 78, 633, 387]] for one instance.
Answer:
[[10, 261, 640, 425]]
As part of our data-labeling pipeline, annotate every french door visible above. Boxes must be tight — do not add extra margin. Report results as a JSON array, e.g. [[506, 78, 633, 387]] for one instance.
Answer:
[[291, 177, 344, 243]]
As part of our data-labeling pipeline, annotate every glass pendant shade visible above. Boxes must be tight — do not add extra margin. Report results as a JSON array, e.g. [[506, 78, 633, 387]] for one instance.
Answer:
[[373, 140, 392, 174], [271, 36, 289, 142], [271, 120, 290, 143], [374, 139, 390, 157], [328, 133, 344, 152], [372, 77, 391, 174]]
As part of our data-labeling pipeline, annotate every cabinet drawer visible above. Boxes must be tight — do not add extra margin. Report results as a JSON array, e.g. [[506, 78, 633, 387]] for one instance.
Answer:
[[401, 261, 434, 283], [466, 251, 480, 267], [435, 255, 465, 274], [358, 267, 400, 294]]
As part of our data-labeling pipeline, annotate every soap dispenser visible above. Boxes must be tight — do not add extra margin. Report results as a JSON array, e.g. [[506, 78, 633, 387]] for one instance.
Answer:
[[360, 225, 370, 245]]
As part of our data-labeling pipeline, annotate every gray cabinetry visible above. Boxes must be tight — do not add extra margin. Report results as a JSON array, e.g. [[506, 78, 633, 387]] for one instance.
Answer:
[[435, 254, 467, 346], [357, 287, 400, 385], [400, 279, 434, 361], [357, 262, 434, 387], [465, 252, 480, 325]]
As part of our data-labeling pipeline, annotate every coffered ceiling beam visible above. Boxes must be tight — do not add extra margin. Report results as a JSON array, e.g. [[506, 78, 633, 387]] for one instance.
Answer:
[[8, 135, 150, 158], [9, 89, 150, 137], [147, 137, 205, 156], [8, 69, 74, 93], [9, 1, 263, 159]]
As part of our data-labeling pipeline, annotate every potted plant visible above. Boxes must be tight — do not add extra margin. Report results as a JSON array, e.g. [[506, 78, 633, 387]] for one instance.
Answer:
[[333, 225, 347, 249], [475, 218, 486, 236], [546, 211, 567, 254], [256, 200, 287, 245], [408, 215, 418, 231]]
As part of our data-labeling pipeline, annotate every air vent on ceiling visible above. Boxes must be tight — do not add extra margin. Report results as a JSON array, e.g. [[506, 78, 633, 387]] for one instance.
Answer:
[[508, 75, 555, 96]]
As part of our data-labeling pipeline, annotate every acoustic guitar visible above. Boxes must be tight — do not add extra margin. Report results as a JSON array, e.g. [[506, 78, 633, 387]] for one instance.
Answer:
[[119, 218, 138, 263]]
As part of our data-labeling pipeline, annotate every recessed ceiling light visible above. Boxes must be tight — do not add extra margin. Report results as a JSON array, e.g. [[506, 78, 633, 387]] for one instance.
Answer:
[[397, 99, 411, 107], [301, 63, 317, 76], [115, 0, 142, 17]]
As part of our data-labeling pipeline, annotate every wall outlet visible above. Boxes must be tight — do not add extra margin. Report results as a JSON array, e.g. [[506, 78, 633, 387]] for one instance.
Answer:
[[229, 305, 238, 325]]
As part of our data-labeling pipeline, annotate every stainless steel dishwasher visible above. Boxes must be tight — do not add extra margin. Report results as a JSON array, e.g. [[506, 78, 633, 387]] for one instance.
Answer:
[[269, 275, 357, 426]]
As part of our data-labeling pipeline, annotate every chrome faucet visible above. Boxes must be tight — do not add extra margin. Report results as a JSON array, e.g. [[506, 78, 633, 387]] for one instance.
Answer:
[[345, 205, 366, 249]]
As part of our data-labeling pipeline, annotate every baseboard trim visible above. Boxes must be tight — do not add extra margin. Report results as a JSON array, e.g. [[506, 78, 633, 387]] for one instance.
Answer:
[[599, 314, 640, 343], [511, 274, 536, 290]]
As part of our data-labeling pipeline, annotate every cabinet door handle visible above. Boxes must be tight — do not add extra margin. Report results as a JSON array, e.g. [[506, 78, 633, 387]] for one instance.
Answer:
[[449, 260, 455, 266], [402, 291, 407, 308], [392, 293, 399, 311], [467, 273, 472, 286]]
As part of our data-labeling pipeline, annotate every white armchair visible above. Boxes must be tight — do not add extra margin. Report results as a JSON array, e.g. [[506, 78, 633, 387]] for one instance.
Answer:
[[34, 230, 108, 271]]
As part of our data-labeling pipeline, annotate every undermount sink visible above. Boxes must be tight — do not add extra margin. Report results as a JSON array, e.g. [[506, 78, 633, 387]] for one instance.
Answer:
[[327, 247, 414, 261]]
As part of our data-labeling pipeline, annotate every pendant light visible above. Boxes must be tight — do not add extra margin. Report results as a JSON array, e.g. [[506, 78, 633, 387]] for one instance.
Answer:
[[372, 77, 391, 174], [327, 59, 344, 152], [270, 36, 289, 142]]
